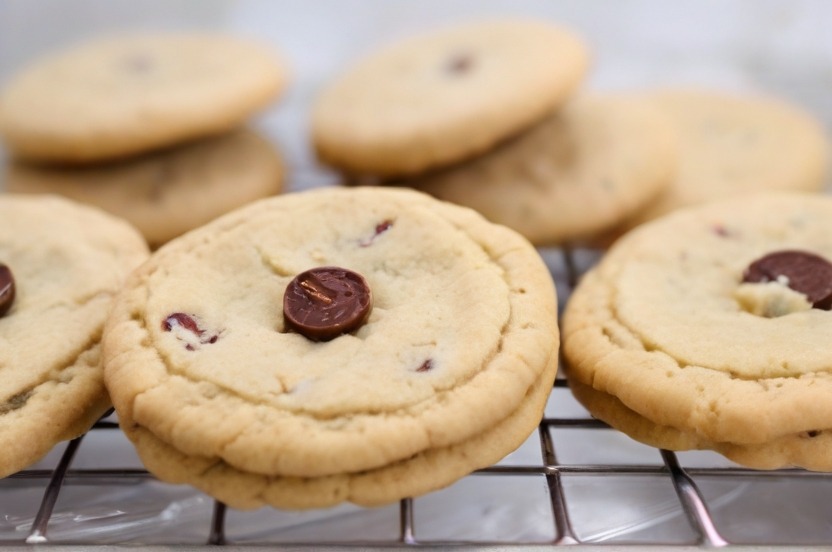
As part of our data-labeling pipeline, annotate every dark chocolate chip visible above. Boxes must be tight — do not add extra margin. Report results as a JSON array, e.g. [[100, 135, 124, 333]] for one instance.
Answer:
[[283, 266, 372, 341], [0, 264, 15, 317], [806, 430, 821, 438], [446, 52, 474, 75], [742, 250, 832, 310]]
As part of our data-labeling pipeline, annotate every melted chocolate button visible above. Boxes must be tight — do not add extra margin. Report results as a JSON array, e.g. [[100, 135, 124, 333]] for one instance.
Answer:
[[742, 250, 832, 309], [0, 264, 15, 317], [283, 267, 372, 341]]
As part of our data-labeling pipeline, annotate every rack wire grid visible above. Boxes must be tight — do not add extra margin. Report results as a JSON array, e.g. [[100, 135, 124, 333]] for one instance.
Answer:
[[1, 247, 831, 551]]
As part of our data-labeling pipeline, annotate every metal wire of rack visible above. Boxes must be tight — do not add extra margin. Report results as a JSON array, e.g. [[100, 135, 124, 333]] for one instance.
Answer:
[[1, 247, 831, 551]]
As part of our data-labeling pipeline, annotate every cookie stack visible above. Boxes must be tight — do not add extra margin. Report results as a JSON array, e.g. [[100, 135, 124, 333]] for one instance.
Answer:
[[311, 19, 679, 246], [0, 195, 148, 478], [563, 193, 832, 470], [0, 33, 287, 248], [102, 186, 559, 509]]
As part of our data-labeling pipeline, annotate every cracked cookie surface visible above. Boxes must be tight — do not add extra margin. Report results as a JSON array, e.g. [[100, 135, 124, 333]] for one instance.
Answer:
[[563, 193, 832, 469], [103, 187, 558, 485], [0, 195, 149, 477], [312, 19, 588, 177]]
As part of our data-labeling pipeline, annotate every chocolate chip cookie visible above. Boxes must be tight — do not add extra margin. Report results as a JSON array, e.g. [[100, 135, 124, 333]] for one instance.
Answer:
[[103, 186, 558, 508], [312, 19, 589, 177], [0, 195, 148, 477], [407, 94, 677, 245], [615, 89, 829, 231], [0, 33, 286, 163], [563, 193, 832, 469], [5, 130, 284, 248]]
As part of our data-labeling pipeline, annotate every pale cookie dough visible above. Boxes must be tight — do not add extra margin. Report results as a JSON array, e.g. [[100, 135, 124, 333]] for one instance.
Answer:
[[312, 19, 589, 177], [616, 89, 829, 232], [5, 130, 284, 249], [563, 193, 832, 470], [0, 195, 148, 478], [407, 95, 677, 245], [104, 187, 558, 485], [123, 354, 556, 510], [0, 33, 286, 163]]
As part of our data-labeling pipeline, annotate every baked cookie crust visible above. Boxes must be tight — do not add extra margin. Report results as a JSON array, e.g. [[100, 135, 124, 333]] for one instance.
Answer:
[[0, 34, 286, 163], [409, 95, 677, 245], [104, 187, 558, 482], [6, 130, 284, 248], [564, 193, 832, 469], [0, 195, 148, 477], [312, 19, 588, 177]]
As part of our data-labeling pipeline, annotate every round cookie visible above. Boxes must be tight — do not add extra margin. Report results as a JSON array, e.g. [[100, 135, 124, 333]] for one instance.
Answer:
[[312, 19, 589, 177], [0, 195, 148, 478], [407, 95, 677, 245], [616, 89, 829, 231], [122, 355, 556, 510], [103, 187, 558, 492], [5, 130, 284, 249], [563, 193, 832, 470], [0, 33, 286, 163]]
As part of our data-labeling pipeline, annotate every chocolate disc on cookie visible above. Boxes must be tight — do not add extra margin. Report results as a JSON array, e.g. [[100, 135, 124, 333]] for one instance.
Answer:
[[743, 250, 832, 309], [284, 266, 372, 341]]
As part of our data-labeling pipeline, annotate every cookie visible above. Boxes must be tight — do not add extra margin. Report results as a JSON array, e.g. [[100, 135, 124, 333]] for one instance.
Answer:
[[407, 95, 677, 245], [312, 19, 589, 177], [570, 378, 832, 470], [0, 33, 286, 163], [5, 130, 284, 249], [103, 186, 558, 507], [615, 89, 829, 231], [122, 355, 555, 510], [562, 193, 832, 470], [0, 195, 148, 478]]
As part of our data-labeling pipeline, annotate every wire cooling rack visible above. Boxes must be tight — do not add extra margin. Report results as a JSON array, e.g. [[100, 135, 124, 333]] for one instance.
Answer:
[[1, 248, 831, 551]]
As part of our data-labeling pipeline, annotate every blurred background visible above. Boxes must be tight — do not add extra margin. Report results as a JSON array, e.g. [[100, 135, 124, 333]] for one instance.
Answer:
[[2, 0, 830, 190]]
